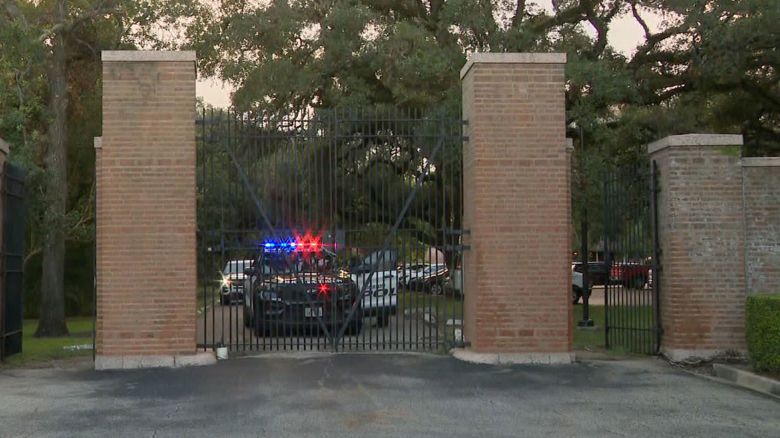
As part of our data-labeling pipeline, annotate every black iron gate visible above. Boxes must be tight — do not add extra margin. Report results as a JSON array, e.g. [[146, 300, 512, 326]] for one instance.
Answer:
[[197, 108, 466, 353], [1, 162, 25, 361], [602, 161, 661, 354]]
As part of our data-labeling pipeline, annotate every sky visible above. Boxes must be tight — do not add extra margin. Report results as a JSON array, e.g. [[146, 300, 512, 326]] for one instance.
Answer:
[[196, 2, 665, 108]]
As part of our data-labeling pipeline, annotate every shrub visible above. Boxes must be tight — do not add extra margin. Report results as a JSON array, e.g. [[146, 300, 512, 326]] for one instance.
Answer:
[[745, 294, 780, 372]]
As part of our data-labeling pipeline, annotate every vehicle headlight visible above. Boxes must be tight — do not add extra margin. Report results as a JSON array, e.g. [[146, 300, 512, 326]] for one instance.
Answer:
[[221, 277, 231, 288], [338, 269, 350, 279]]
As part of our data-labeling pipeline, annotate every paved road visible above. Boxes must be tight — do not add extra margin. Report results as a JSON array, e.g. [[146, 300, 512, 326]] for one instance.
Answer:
[[1, 355, 778, 437], [587, 286, 605, 305]]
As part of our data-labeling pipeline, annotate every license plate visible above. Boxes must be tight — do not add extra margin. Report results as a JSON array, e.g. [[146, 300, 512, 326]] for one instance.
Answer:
[[304, 307, 323, 318]]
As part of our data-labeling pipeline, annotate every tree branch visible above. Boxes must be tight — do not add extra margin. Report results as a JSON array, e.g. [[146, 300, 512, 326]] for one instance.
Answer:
[[511, 0, 526, 28], [630, 1, 651, 41]]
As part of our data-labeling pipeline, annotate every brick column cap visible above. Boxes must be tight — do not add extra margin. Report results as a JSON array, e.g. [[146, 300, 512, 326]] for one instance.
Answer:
[[102, 50, 196, 62], [648, 134, 743, 155], [460, 52, 567, 79], [742, 157, 780, 167]]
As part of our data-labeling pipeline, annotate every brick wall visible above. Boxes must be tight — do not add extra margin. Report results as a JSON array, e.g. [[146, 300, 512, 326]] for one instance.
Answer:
[[461, 53, 571, 362], [742, 158, 780, 295], [649, 135, 746, 360], [96, 51, 197, 363]]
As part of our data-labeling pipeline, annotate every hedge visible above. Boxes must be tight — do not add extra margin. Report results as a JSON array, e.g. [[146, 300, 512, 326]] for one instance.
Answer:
[[745, 294, 780, 372]]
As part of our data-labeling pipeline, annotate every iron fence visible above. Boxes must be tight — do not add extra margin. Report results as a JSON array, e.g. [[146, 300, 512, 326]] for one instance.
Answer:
[[602, 160, 661, 354], [197, 108, 467, 353], [1, 162, 25, 361]]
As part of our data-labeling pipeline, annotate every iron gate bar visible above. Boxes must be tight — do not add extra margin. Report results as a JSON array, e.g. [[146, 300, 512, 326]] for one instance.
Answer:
[[334, 117, 448, 344], [602, 161, 660, 354], [1, 163, 25, 361], [221, 111, 336, 344]]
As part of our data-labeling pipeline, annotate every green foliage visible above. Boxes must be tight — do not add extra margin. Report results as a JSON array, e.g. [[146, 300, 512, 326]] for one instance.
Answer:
[[173, 0, 779, 257], [197, 107, 463, 275], [0, 1, 160, 318], [2, 318, 93, 367], [3, 0, 778, 319], [716, 146, 741, 157], [745, 294, 780, 373]]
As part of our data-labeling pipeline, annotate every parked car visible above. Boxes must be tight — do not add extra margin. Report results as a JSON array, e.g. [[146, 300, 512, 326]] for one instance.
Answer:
[[398, 263, 427, 286], [572, 270, 592, 304], [350, 250, 399, 327], [573, 261, 651, 288], [572, 261, 611, 286], [402, 263, 449, 295], [221, 259, 253, 305], [611, 263, 651, 289], [243, 246, 362, 336]]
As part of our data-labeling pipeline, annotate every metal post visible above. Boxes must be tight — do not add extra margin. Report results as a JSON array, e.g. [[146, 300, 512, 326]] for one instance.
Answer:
[[576, 124, 593, 327]]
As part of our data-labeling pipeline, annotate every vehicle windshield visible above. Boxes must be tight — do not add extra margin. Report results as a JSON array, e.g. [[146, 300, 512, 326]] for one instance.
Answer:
[[223, 260, 252, 274], [261, 250, 335, 275]]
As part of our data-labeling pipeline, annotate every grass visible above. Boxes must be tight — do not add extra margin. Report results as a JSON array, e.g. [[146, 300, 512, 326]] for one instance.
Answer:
[[396, 289, 464, 352], [2, 318, 94, 367], [574, 303, 659, 357], [573, 305, 605, 350], [397, 289, 463, 322]]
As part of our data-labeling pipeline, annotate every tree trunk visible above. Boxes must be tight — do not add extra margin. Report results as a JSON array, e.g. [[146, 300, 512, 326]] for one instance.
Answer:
[[36, 0, 69, 337]]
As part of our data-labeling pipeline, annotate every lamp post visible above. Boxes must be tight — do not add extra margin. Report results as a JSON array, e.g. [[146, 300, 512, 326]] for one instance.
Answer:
[[570, 121, 594, 328]]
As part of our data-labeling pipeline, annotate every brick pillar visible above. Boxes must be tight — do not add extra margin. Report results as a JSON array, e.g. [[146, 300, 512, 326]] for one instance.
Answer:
[[742, 157, 780, 295], [96, 51, 212, 369], [649, 134, 747, 361], [459, 53, 572, 364]]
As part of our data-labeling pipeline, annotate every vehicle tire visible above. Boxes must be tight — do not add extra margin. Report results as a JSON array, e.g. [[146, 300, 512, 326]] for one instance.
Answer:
[[377, 313, 389, 328], [572, 287, 582, 304], [428, 283, 443, 296]]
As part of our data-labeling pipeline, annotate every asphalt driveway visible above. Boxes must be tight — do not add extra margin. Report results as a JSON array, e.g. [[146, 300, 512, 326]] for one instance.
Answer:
[[0, 354, 777, 437]]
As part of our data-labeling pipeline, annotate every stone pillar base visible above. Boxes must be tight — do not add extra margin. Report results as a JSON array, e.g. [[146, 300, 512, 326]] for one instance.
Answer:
[[661, 348, 747, 363], [452, 348, 574, 365], [95, 352, 216, 370]]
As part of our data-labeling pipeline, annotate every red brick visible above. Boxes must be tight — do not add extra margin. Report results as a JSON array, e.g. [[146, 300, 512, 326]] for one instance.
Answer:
[[651, 138, 746, 354], [462, 56, 571, 354], [96, 57, 196, 357]]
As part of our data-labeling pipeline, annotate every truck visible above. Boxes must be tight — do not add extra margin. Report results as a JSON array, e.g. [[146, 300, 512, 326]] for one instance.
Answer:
[[573, 261, 651, 288]]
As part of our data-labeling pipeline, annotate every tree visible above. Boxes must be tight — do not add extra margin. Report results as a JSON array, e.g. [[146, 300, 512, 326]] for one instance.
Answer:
[[181, 0, 778, 261], [0, 0, 162, 335]]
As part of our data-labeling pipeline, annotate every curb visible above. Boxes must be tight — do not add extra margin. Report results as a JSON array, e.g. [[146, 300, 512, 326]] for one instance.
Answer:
[[451, 348, 574, 365], [711, 364, 780, 400], [95, 352, 217, 370]]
